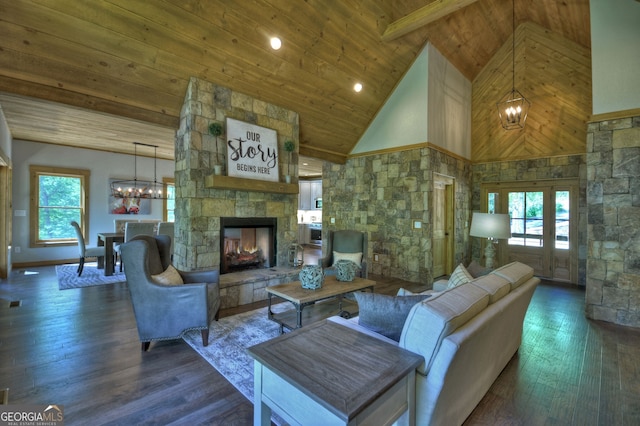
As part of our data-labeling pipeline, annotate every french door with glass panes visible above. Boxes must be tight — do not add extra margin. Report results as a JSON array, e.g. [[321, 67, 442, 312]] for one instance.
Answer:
[[482, 180, 578, 283]]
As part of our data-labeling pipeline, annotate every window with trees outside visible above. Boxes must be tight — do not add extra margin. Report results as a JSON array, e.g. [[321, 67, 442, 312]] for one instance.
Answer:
[[163, 178, 175, 222], [30, 165, 90, 247]]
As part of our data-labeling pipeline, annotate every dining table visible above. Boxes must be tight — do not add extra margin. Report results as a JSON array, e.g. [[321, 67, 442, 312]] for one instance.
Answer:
[[97, 232, 124, 276]]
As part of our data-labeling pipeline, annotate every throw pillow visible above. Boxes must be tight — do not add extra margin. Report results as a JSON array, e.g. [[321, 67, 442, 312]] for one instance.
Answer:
[[397, 287, 432, 296], [447, 264, 474, 289], [355, 292, 429, 341], [466, 260, 490, 278], [151, 265, 184, 286], [333, 251, 363, 266]]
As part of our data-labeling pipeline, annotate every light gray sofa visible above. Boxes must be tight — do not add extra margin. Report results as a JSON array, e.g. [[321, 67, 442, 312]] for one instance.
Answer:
[[330, 261, 539, 426]]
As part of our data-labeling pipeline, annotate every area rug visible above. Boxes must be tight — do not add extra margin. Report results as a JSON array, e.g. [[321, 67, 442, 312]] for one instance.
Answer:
[[183, 305, 286, 424], [183, 306, 282, 401], [183, 299, 360, 423], [56, 262, 126, 290]]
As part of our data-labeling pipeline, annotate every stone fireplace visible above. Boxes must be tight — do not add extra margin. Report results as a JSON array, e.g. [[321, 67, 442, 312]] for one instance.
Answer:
[[174, 77, 301, 308], [220, 217, 277, 274]]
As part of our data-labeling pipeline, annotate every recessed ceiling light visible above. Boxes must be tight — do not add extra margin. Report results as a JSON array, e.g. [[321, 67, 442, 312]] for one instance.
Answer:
[[270, 37, 282, 50], [354, 82, 363, 92]]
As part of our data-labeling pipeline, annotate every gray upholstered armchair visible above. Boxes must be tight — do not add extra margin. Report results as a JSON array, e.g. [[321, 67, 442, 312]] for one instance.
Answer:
[[319, 230, 368, 278], [120, 234, 221, 351]]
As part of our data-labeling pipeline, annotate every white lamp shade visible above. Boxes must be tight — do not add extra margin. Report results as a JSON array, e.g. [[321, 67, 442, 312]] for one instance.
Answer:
[[469, 213, 511, 239]]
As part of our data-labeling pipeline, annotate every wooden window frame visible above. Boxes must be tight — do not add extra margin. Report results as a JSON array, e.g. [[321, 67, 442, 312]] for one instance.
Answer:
[[29, 165, 90, 248], [162, 177, 175, 222]]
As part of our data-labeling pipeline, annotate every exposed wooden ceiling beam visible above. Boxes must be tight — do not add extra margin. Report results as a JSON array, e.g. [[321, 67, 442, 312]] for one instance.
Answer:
[[381, 0, 481, 42]]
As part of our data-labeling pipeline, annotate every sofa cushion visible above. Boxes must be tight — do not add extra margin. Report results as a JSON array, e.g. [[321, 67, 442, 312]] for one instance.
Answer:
[[492, 261, 534, 290], [399, 284, 490, 375], [447, 264, 474, 289], [355, 292, 429, 341], [151, 265, 184, 286], [470, 274, 511, 303]]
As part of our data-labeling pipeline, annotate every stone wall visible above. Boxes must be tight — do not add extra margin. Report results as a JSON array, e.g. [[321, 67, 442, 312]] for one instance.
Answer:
[[586, 116, 640, 327], [322, 146, 472, 285], [471, 154, 588, 284], [173, 78, 299, 276]]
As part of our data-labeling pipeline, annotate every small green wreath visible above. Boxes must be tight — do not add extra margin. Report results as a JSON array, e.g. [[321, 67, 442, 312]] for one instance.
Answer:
[[208, 122, 223, 137]]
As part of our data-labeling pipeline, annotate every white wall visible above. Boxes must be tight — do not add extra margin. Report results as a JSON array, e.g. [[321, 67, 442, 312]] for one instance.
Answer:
[[427, 43, 472, 158], [11, 140, 174, 264], [351, 43, 472, 158], [590, 0, 640, 114], [351, 44, 429, 154]]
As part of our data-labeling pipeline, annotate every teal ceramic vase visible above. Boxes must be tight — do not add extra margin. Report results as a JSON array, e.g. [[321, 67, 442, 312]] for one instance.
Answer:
[[299, 265, 324, 289], [335, 260, 360, 282]]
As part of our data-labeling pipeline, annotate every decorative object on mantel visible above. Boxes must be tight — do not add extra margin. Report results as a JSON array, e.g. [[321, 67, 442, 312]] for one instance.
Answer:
[[110, 142, 169, 200], [299, 265, 324, 289], [469, 212, 511, 269], [496, 0, 530, 130], [283, 140, 295, 183], [335, 259, 360, 282], [208, 122, 224, 175], [288, 243, 304, 267]]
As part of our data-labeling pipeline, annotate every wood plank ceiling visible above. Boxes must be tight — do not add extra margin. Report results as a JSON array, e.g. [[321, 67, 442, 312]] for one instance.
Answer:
[[0, 0, 590, 171]]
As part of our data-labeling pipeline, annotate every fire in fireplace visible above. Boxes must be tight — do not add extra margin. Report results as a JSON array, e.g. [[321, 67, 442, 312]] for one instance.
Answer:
[[220, 217, 277, 274]]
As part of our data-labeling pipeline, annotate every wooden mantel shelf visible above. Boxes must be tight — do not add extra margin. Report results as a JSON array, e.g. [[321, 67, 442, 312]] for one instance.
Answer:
[[205, 174, 299, 194]]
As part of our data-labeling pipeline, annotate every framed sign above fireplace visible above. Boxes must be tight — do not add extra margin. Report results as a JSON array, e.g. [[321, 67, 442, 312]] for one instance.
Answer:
[[226, 118, 279, 182]]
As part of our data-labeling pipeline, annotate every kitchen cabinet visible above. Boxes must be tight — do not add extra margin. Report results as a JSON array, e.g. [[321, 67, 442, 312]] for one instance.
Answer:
[[299, 180, 322, 210], [299, 182, 312, 210], [298, 224, 310, 244]]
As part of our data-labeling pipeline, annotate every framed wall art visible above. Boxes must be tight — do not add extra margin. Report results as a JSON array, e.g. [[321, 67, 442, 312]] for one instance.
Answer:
[[226, 118, 279, 182]]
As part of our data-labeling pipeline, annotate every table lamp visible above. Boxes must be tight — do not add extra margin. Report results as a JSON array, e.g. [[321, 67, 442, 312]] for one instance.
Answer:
[[469, 212, 511, 269]]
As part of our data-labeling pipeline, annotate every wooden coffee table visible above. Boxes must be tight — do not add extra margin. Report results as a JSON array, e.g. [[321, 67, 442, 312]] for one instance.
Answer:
[[266, 275, 375, 333]]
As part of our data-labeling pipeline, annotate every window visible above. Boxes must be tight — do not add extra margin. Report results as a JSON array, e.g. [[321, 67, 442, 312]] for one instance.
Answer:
[[508, 191, 544, 247], [555, 190, 570, 250], [481, 180, 578, 282], [163, 177, 175, 222], [30, 166, 90, 247]]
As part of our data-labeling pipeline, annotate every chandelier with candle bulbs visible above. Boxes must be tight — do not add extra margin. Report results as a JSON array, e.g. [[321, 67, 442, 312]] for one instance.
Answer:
[[110, 142, 170, 200]]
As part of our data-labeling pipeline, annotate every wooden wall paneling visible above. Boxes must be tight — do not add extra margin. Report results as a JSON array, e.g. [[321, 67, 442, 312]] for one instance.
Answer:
[[0, 33, 184, 112], [0, 77, 178, 129], [472, 22, 591, 163], [0, 0, 591, 163], [31, 0, 376, 153], [0, 93, 176, 159]]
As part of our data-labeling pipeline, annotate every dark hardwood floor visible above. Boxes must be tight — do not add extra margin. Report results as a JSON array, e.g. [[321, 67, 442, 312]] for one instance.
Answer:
[[1, 260, 639, 425]]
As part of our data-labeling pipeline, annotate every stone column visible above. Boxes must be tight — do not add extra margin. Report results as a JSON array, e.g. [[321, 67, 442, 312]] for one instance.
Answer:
[[586, 115, 640, 327], [174, 78, 299, 272]]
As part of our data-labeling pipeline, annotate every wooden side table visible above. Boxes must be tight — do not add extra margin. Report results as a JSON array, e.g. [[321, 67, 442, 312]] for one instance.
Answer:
[[248, 320, 423, 426]]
